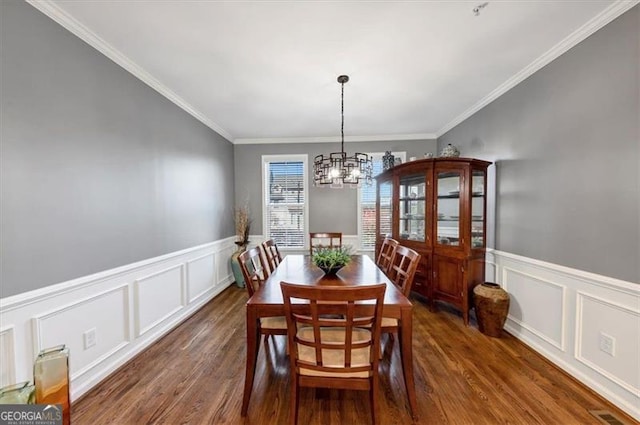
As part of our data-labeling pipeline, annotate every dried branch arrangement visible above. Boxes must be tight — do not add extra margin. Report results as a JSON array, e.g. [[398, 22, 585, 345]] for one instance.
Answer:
[[234, 205, 252, 246]]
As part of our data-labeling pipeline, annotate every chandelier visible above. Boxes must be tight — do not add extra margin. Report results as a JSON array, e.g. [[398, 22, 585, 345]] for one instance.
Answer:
[[313, 75, 373, 188]]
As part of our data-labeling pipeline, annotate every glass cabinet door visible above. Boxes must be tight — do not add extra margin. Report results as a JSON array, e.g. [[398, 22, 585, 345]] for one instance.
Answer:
[[397, 174, 426, 242], [378, 180, 393, 240], [471, 170, 486, 248], [436, 171, 462, 247]]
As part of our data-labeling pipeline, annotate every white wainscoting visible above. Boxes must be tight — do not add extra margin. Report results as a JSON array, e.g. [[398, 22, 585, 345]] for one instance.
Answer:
[[0, 237, 236, 399], [490, 249, 640, 421]]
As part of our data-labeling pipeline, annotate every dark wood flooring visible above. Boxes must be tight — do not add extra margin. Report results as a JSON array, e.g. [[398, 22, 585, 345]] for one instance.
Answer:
[[72, 285, 636, 424]]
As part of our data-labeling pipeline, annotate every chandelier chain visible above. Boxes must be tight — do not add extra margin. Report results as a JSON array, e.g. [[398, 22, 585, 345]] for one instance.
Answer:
[[341, 79, 345, 153], [312, 74, 372, 188]]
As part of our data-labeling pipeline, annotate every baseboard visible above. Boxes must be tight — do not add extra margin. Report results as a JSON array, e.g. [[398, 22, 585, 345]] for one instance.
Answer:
[[0, 237, 237, 401], [489, 249, 639, 421]]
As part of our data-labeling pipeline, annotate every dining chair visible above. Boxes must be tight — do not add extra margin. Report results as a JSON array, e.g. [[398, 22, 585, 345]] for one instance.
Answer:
[[380, 245, 421, 357], [280, 282, 386, 425], [376, 237, 399, 276], [261, 239, 283, 275], [238, 247, 288, 347], [387, 245, 421, 298], [309, 232, 342, 255]]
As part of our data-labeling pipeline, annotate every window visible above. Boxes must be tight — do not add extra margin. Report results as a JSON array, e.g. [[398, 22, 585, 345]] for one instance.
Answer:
[[358, 152, 405, 251], [262, 155, 308, 249]]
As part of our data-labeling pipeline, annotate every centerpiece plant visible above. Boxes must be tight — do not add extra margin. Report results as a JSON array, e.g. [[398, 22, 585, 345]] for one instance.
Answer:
[[312, 246, 352, 275]]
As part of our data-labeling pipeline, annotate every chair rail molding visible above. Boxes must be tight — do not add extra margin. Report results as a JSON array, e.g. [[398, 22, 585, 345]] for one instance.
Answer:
[[0, 236, 236, 398], [489, 249, 640, 421]]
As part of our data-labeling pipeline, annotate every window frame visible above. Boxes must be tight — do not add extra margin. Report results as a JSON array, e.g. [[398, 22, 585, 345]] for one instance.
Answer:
[[261, 154, 309, 251], [357, 151, 406, 252]]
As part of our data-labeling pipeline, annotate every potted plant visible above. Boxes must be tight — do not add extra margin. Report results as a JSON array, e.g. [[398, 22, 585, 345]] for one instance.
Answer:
[[312, 246, 352, 275]]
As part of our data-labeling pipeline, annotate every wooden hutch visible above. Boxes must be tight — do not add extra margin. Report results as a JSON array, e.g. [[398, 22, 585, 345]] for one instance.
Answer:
[[375, 157, 492, 324]]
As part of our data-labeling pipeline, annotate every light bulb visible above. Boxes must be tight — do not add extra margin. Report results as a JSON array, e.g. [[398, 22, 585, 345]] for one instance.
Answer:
[[329, 168, 341, 178]]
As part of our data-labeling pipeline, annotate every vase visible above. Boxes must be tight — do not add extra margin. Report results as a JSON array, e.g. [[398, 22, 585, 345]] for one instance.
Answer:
[[440, 144, 460, 158], [318, 265, 343, 275], [230, 242, 248, 288], [382, 151, 395, 170], [0, 381, 35, 404], [34, 345, 70, 425], [473, 282, 510, 337]]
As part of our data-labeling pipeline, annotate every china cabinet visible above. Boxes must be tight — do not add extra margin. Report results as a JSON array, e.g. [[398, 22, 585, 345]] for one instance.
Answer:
[[375, 157, 492, 324]]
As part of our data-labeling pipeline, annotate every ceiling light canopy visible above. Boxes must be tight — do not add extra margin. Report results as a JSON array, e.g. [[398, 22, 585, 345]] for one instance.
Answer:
[[313, 75, 373, 189]]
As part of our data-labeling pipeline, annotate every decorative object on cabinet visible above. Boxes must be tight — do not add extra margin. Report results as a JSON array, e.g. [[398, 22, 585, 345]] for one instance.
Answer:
[[424, 153, 434, 159], [440, 144, 460, 158], [473, 283, 510, 337], [382, 151, 395, 170], [313, 75, 373, 188], [34, 345, 70, 425], [394, 157, 402, 166], [374, 157, 492, 325], [312, 246, 351, 275]]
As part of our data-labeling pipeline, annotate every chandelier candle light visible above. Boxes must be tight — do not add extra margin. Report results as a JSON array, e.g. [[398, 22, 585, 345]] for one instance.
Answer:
[[313, 75, 373, 188]]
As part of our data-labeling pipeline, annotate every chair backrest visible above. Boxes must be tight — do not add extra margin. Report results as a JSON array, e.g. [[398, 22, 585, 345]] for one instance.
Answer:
[[261, 239, 282, 274], [280, 282, 386, 379], [376, 238, 399, 275], [309, 232, 343, 255], [388, 245, 421, 297], [238, 247, 269, 297]]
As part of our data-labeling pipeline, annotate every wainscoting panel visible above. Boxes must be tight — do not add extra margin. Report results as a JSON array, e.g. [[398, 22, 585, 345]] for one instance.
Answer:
[[186, 253, 216, 303], [0, 237, 236, 401], [575, 292, 639, 396], [134, 265, 185, 337], [491, 249, 640, 421], [32, 285, 130, 380], [502, 267, 566, 351], [0, 326, 16, 387]]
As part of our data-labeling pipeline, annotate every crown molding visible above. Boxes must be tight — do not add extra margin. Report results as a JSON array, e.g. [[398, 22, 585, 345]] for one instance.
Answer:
[[233, 133, 437, 145], [25, 0, 637, 145], [435, 0, 640, 138], [26, 0, 234, 142]]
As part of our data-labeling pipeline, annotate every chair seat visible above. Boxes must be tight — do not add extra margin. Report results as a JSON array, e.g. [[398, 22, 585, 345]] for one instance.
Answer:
[[381, 317, 398, 328], [260, 316, 288, 330], [296, 327, 372, 378]]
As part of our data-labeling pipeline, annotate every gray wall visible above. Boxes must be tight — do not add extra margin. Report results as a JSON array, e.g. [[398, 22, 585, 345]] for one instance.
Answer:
[[439, 6, 639, 283], [234, 140, 437, 235], [0, 0, 235, 297]]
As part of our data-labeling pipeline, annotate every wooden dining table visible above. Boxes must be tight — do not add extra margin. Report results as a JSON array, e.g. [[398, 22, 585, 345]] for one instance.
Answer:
[[241, 254, 418, 418]]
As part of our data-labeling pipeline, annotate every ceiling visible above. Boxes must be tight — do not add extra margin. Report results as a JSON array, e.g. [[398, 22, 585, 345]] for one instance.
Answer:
[[33, 0, 631, 143]]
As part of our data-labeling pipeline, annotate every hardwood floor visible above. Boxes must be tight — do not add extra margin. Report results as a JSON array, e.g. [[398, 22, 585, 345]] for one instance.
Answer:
[[73, 285, 635, 424]]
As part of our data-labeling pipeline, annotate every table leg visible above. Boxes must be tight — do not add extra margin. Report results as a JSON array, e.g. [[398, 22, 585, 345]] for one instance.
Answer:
[[241, 307, 260, 416], [399, 307, 418, 419]]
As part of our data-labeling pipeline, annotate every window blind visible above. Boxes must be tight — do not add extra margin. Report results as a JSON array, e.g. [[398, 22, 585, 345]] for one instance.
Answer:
[[359, 152, 404, 250], [264, 160, 306, 249]]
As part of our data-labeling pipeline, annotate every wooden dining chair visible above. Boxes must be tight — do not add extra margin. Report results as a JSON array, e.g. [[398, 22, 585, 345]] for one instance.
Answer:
[[280, 282, 386, 425], [309, 232, 342, 255], [261, 239, 283, 275], [380, 245, 421, 358], [387, 245, 421, 298], [376, 237, 399, 275], [238, 247, 288, 347]]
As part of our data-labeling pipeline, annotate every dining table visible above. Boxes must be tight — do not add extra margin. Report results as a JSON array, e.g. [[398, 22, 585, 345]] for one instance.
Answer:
[[241, 254, 418, 418]]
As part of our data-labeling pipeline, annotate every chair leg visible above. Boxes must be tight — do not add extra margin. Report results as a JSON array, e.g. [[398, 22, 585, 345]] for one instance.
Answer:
[[290, 375, 299, 425], [370, 376, 379, 425]]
